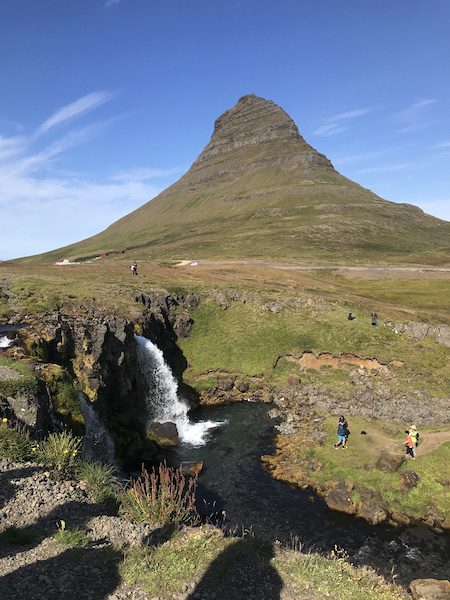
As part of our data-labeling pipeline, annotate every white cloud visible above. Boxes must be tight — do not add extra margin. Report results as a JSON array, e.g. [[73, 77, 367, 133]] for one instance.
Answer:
[[432, 140, 450, 150], [396, 99, 436, 133], [357, 162, 413, 174], [312, 106, 373, 137], [0, 95, 179, 260], [36, 91, 114, 135], [105, 0, 121, 7]]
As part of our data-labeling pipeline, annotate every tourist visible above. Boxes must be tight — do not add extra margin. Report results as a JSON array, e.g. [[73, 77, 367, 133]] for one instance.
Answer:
[[371, 311, 378, 326], [348, 312, 356, 320], [404, 430, 415, 459], [334, 416, 349, 449], [409, 425, 419, 457], [131, 261, 138, 276]]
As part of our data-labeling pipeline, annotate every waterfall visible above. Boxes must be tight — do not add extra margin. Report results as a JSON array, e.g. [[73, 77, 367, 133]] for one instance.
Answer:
[[0, 336, 13, 348], [135, 335, 224, 446], [80, 396, 116, 465]]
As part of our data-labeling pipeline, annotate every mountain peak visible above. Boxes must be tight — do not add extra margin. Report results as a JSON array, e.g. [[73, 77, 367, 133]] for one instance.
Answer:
[[192, 94, 333, 172]]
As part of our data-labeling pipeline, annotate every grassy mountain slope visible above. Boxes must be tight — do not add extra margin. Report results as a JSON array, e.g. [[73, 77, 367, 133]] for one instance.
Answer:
[[25, 94, 450, 264]]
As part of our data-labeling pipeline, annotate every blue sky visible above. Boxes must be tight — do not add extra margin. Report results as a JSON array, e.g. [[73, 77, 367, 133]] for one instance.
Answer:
[[1, 0, 449, 259]]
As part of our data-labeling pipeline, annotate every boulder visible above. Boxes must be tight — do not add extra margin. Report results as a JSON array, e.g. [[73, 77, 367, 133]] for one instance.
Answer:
[[146, 421, 179, 447], [410, 579, 450, 600], [400, 470, 420, 492], [376, 450, 405, 472], [356, 487, 388, 525], [238, 381, 250, 393], [218, 379, 234, 391], [324, 481, 357, 515]]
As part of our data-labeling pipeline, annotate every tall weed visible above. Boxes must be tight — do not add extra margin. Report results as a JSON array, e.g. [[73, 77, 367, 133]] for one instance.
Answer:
[[37, 431, 81, 472], [120, 462, 199, 528]]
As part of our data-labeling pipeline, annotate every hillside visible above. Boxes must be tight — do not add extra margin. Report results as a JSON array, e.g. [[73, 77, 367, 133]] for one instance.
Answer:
[[25, 94, 450, 264]]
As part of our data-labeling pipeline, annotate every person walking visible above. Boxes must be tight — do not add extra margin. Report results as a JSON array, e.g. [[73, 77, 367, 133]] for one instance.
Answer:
[[409, 425, 419, 457], [334, 416, 349, 449], [130, 261, 138, 276], [404, 430, 415, 459], [371, 312, 378, 326]]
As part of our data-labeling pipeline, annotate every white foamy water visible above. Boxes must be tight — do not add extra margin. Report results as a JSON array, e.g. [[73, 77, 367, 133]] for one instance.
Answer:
[[135, 335, 224, 446], [0, 336, 13, 348], [80, 397, 116, 465]]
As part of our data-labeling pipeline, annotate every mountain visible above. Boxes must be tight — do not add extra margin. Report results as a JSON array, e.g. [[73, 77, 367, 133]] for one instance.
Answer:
[[32, 94, 450, 263]]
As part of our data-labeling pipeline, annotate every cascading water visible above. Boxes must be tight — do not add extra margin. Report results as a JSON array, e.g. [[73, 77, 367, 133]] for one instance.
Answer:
[[80, 397, 116, 465], [0, 336, 13, 348], [135, 335, 224, 446]]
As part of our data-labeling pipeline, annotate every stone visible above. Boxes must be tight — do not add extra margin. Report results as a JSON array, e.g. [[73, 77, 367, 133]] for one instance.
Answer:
[[173, 314, 193, 339], [410, 579, 450, 600], [400, 470, 420, 492], [356, 487, 388, 525], [146, 422, 179, 447], [376, 450, 405, 472], [238, 381, 250, 393], [218, 379, 234, 391], [323, 481, 357, 515]]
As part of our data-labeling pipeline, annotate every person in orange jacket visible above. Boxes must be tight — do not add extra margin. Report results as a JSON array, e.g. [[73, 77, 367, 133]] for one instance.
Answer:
[[404, 430, 415, 459]]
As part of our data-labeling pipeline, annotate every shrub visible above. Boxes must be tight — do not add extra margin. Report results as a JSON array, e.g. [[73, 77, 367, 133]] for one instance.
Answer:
[[0, 419, 33, 461], [53, 520, 90, 548], [76, 460, 120, 503], [119, 462, 199, 528], [37, 431, 82, 472]]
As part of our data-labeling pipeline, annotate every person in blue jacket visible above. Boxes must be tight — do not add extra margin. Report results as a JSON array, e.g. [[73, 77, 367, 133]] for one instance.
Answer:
[[334, 416, 350, 449]]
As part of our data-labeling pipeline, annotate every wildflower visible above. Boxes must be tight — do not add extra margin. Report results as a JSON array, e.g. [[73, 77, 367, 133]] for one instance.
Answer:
[[31, 447, 37, 452], [1, 418, 8, 423], [72, 450, 78, 456], [63, 450, 69, 454]]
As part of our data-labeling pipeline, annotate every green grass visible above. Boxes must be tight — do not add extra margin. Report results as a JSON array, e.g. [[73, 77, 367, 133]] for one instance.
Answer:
[[76, 460, 120, 503], [0, 421, 33, 461], [121, 527, 405, 600], [53, 520, 90, 548], [274, 549, 406, 600], [179, 299, 450, 397], [37, 431, 82, 472], [121, 527, 231, 596], [0, 357, 38, 397], [281, 416, 450, 520]]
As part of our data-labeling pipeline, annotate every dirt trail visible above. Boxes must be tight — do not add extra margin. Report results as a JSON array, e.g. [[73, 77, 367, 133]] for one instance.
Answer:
[[364, 428, 450, 457]]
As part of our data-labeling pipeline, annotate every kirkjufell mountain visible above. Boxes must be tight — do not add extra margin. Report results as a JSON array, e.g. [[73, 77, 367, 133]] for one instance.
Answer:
[[34, 94, 450, 263]]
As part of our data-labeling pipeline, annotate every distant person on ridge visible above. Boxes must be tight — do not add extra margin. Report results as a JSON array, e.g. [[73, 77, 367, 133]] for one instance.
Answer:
[[371, 311, 378, 326], [131, 261, 138, 276], [348, 312, 356, 321], [334, 416, 350, 449]]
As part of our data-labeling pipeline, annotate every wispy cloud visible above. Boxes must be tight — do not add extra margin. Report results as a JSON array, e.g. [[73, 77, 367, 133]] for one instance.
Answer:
[[0, 94, 179, 259], [356, 162, 413, 174], [36, 91, 114, 135], [312, 107, 373, 137], [105, 0, 121, 7], [431, 140, 450, 150], [396, 99, 436, 133]]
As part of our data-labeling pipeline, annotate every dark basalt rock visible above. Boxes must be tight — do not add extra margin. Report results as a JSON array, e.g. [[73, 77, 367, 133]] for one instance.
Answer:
[[376, 450, 406, 472], [400, 470, 420, 492], [146, 421, 179, 447]]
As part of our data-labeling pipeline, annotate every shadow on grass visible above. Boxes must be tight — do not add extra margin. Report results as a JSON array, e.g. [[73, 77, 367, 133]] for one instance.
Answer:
[[187, 537, 282, 600]]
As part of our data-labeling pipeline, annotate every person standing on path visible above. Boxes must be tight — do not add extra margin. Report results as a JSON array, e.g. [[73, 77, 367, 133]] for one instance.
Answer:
[[131, 261, 138, 276], [404, 430, 415, 459], [371, 312, 378, 326], [409, 425, 419, 457], [334, 416, 349, 449]]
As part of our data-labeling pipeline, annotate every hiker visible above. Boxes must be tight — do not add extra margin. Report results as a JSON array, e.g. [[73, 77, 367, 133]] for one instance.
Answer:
[[348, 312, 356, 321], [409, 425, 419, 457], [130, 261, 138, 276], [371, 311, 378, 326], [404, 430, 415, 459], [334, 416, 350, 449]]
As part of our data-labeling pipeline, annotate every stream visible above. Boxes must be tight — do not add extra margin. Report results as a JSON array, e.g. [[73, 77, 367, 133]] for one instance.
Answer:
[[164, 401, 450, 585]]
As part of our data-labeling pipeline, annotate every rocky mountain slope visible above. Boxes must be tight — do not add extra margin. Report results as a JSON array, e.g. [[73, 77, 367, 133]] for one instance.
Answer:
[[29, 94, 450, 264]]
